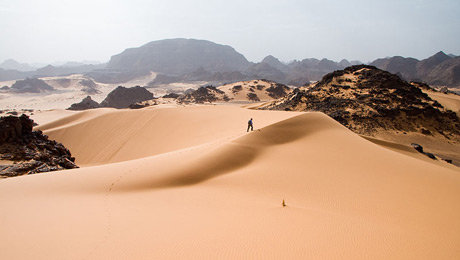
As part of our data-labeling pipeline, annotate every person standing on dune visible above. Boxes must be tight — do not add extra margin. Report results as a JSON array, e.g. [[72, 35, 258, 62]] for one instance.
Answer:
[[247, 118, 253, 132]]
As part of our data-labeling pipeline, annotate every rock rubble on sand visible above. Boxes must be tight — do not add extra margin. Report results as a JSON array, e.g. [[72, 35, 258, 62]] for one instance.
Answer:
[[0, 114, 78, 178]]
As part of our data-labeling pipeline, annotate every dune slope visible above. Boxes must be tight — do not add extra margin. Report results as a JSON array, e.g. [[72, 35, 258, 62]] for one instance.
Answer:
[[38, 105, 303, 166], [1, 107, 459, 260]]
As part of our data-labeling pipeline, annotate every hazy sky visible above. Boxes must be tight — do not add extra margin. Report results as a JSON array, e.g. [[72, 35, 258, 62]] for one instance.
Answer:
[[1, 0, 459, 64]]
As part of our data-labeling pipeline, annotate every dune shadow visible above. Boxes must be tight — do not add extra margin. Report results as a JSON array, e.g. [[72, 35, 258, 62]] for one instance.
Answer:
[[119, 112, 345, 192]]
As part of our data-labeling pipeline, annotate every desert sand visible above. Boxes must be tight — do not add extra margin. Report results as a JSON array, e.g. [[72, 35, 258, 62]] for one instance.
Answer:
[[1, 105, 460, 259]]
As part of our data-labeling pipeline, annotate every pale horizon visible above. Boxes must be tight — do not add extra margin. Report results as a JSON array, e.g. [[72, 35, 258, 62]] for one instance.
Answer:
[[1, 0, 459, 65]]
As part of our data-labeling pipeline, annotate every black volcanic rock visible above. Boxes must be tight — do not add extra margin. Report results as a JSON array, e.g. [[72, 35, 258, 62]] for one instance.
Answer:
[[263, 65, 460, 137], [107, 39, 251, 75], [10, 78, 55, 93], [0, 115, 78, 178], [100, 86, 154, 109], [67, 96, 100, 110]]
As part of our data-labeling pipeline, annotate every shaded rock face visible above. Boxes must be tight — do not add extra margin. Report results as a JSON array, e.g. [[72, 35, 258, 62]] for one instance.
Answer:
[[263, 65, 460, 138], [177, 85, 229, 104], [68, 96, 100, 110], [10, 78, 54, 93], [100, 86, 154, 109], [0, 115, 78, 178]]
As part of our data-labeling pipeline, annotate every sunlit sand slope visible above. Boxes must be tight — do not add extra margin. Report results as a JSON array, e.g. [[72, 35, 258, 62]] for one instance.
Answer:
[[1, 108, 459, 260]]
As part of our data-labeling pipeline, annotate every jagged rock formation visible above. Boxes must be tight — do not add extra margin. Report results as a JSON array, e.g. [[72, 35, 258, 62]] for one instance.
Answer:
[[177, 85, 230, 104], [67, 96, 100, 110], [10, 78, 55, 93], [0, 115, 78, 178], [263, 65, 460, 138], [100, 86, 154, 109], [107, 38, 251, 75]]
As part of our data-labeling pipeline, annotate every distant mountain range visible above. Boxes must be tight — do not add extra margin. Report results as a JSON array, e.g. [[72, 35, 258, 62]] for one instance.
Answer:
[[370, 51, 460, 87], [0, 59, 36, 72], [1, 39, 459, 87]]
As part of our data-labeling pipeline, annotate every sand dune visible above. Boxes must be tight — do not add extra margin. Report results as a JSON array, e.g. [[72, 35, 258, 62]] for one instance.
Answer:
[[38, 105, 303, 166], [1, 106, 460, 259]]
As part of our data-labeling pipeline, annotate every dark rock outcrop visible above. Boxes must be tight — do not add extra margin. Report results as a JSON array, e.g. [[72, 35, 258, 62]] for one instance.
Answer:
[[100, 86, 154, 109], [0, 115, 78, 178], [67, 96, 100, 110]]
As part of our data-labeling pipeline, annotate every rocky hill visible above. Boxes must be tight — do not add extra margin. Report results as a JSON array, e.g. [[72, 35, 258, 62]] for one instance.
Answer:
[[263, 65, 460, 139], [107, 38, 251, 75], [100, 86, 154, 109], [10, 78, 55, 93], [0, 114, 78, 178]]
